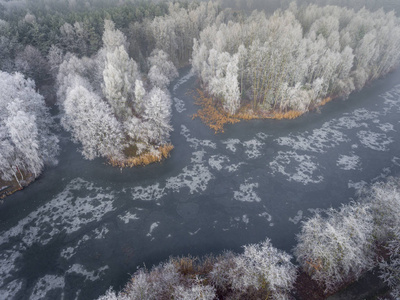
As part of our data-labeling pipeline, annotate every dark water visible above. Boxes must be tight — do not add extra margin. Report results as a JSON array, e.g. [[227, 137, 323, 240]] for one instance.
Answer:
[[1, 67, 400, 300]]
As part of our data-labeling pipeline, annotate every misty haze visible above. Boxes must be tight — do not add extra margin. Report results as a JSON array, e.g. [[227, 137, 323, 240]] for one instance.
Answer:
[[1, 0, 400, 299]]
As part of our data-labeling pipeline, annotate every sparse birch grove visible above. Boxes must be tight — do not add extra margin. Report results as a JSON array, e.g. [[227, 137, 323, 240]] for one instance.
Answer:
[[192, 4, 400, 115]]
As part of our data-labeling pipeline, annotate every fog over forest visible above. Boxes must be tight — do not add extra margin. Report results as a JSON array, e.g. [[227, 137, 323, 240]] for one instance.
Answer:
[[1, 0, 400, 299]]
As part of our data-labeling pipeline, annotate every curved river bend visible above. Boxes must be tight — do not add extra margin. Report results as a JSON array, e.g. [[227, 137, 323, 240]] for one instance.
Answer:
[[1, 67, 400, 299]]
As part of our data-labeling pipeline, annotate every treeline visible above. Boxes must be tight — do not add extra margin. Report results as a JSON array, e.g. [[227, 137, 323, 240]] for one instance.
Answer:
[[57, 20, 177, 164], [0, 0, 226, 90], [52, 1, 225, 164], [98, 177, 400, 299], [192, 4, 400, 115], [0, 1, 225, 178], [0, 72, 59, 187]]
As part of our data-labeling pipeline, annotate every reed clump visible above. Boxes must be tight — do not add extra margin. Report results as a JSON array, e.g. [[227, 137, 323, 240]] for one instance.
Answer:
[[109, 144, 174, 168]]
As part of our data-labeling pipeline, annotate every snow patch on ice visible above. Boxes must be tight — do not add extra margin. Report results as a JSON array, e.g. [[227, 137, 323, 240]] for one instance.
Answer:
[[225, 162, 245, 173], [132, 183, 166, 201], [377, 123, 395, 132], [277, 126, 348, 153], [270, 151, 323, 184], [0, 279, 22, 299], [173, 69, 195, 92], [191, 150, 206, 163], [348, 180, 368, 193], [289, 210, 303, 224], [30, 275, 65, 300], [222, 139, 241, 152], [337, 154, 361, 171], [93, 225, 109, 239], [0, 178, 115, 247], [357, 131, 393, 151], [242, 215, 249, 224], [119, 212, 139, 224], [381, 84, 400, 114], [166, 164, 214, 194], [233, 180, 261, 203], [189, 228, 201, 236], [60, 235, 89, 260], [173, 97, 186, 113], [243, 139, 264, 159], [392, 157, 400, 166], [256, 132, 270, 140], [0, 250, 22, 287], [67, 264, 109, 282], [181, 125, 216, 149], [147, 222, 159, 237], [208, 155, 230, 171]]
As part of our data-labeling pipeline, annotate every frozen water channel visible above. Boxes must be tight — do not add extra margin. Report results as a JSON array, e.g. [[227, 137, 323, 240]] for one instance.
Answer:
[[1, 67, 400, 299]]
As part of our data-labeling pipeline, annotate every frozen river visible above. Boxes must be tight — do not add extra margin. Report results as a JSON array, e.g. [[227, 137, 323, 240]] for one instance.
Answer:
[[1, 67, 400, 299]]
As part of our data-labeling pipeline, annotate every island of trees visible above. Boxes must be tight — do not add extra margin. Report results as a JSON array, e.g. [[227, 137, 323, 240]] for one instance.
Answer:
[[192, 2, 400, 131]]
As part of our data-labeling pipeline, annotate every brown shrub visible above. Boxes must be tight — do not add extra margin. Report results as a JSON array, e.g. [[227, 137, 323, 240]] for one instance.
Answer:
[[109, 144, 174, 168]]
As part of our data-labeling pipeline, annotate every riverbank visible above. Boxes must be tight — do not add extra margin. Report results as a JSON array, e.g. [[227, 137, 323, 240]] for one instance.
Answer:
[[108, 144, 174, 168], [98, 249, 391, 300], [192, 89, 333, 133], [0, 173, 35, 201]]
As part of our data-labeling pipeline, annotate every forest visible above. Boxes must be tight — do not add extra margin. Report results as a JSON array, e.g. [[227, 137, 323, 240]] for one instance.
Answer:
[[2, 0, 400, 185], [1, 0, 400, 299]]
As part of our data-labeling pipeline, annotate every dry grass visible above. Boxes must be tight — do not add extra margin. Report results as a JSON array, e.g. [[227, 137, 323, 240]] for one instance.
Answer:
[[171, 255, 217, 282], [110, 144, 174, 168], [192, 90, 318, 133], [172, 256, 197, 277], [317, 96, 333, 107], [192, 90, 240, 133], [271, 110, 304, 120], [0, 171, 34, 200]]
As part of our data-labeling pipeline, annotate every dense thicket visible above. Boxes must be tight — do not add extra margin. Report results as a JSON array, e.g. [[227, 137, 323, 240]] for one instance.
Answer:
[[294, 177, 400, 295], [57, 20, 176, 162], [98, 177, 400, 299], [192, 4, 400, 114], [0, 71, 59, 186], [99, 238, 297, 300]]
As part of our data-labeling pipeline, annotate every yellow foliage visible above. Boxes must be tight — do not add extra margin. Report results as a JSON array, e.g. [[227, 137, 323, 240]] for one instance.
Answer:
[[192, 90, 240, 133], [193, 90, 312, 132], [109, 144, 174, 168], [317, 96, 333, 107], [271, 110, 304, 120]]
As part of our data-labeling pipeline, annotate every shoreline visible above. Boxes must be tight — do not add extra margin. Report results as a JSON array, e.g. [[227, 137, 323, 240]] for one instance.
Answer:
[[192, 89, 333, 133], [0, 174, 35, 201], [108, 144, 174, 168]]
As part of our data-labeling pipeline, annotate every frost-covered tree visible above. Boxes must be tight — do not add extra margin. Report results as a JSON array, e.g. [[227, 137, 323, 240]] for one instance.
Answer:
[[173, 283, 216, 300], [294, 203, 375, 293], [144, 87, 173, 145], [57, 19, 174, 165], [0, 71, 59, 185], [134, 79, 146, 114], [210, 239, 297, 299], [192, 4, 400, 114], [62, 83, 124, 160], [361, 177, 400, 243], [103, 44, 138, 120], [147, 49, 178, 90], [102, 20, 138, 121], [379, 230, 400, 299]]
